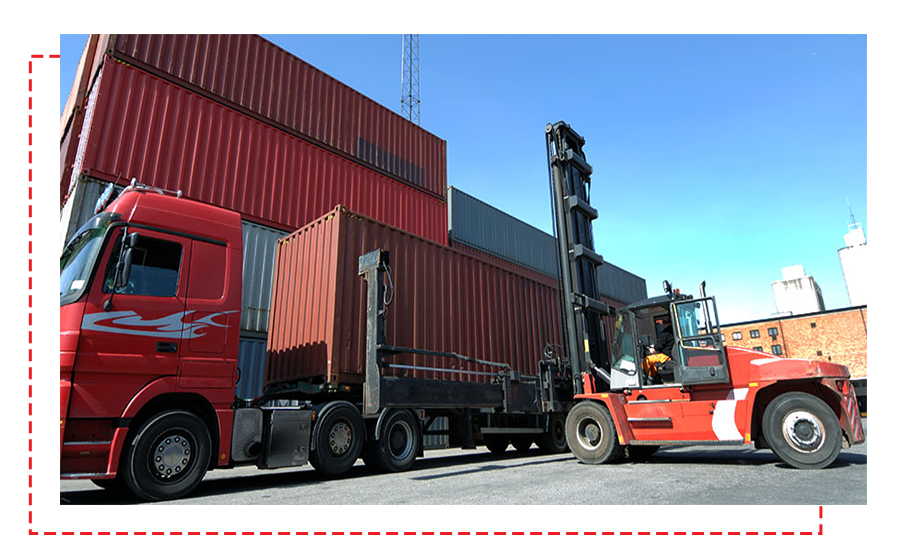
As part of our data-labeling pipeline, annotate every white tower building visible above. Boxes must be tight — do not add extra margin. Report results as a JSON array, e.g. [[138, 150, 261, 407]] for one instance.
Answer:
[[839, 221, 867, 306], [772, 265, 825, 316]]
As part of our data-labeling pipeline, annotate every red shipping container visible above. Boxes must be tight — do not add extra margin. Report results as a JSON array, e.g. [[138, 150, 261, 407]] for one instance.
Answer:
[[104, 34, 447, 199], [78, 59, 447, 244], [265, 207, 562, 388]]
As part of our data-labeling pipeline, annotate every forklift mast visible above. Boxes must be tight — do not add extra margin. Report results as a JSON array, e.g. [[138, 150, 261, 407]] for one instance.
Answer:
[[545, 122, 612, 394]]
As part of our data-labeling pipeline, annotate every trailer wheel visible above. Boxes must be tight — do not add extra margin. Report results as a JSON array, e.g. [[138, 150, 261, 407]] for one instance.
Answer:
[[310, 404, 365, 475], [511, 435, 534, 452], [364, 410, 421, 473], [483, 434, 509, 454], [120, 410, 211, 501], [762, 392, 841, 469], [565, 401, 622, 465], [537, 412, 569, 454]]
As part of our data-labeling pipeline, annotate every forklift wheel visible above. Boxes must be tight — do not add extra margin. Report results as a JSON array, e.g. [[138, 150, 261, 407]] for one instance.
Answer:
[[762, 392, 841, 469], [565, 401, 622, 465]]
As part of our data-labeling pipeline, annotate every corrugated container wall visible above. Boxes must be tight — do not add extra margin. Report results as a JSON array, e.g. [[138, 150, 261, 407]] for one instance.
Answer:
[[241, 221, 289, 334], [107, 34, 447, 199], [448, 187, 647, 305], [78, 59, 447, 245], [265, 207, 562, 388]]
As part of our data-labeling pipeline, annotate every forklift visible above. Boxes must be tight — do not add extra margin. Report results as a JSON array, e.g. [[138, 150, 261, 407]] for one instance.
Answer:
[[545, 121, 864, 469]]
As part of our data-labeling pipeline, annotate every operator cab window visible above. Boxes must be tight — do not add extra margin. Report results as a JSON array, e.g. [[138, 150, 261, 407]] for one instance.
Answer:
[[103, 235, 183, 297]]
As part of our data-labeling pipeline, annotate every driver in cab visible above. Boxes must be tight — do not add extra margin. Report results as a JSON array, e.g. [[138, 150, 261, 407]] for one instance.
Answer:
[[643, 315, 674, 383]]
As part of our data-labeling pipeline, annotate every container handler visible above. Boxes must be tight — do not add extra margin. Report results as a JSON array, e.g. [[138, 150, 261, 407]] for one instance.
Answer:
[[544, 121, 865, 469]]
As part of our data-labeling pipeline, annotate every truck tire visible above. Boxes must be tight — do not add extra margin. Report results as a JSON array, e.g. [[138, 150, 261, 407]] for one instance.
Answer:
[[762, 392, 842, 469], [364, 410, 421, 473], [511, 435, 534, 452], [310, 403, 365, 475], [483, 434, 509, 454], [565, 401, 622, 465], [120, 410, 211, 501], [537, 412, 569, 454]]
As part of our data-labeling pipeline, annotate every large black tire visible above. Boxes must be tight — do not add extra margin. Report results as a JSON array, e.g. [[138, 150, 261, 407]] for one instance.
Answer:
[[120, 410, 211, 501], [762, 392, 842, 469], [537, 412, 569, 454], [364, 410, 421, 473], [483, 434, 510, 454], [310, 403, 365, 475], [511, 435, 534, 452], [565, 401, 623, 465]]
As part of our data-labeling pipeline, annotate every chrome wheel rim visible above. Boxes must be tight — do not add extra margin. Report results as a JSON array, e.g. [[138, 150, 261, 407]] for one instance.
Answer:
[[151, 433, 192, 480], [577, 417, 602, 451], [783, 410, 824, 453]]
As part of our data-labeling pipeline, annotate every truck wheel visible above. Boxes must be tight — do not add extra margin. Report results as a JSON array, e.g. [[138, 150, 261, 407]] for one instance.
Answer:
[[120, 410, 211, 501], [511, 435, 534, 452], [565, 401, 622, 465], [483, 434, 509, 454], [310, 404, 365, 475], [762, 392, 842, 469], [537, 412, 569, 454], [365, 410, 421, 472]]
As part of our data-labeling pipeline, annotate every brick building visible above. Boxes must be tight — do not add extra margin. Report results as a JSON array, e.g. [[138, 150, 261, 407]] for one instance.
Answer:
[[720, 306, 868, 380]]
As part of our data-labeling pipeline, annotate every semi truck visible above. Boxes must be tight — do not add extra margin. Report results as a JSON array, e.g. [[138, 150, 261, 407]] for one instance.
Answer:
[[59, 184, 573, 501], [60, 122, 865, 502]]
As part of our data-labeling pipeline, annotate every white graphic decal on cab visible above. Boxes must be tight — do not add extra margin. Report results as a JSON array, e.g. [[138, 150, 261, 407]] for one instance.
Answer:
[[82, 310, 236, 339]]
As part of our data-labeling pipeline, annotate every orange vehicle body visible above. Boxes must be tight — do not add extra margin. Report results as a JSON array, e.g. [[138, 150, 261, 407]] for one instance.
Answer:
[[578, 347, 865, 447]]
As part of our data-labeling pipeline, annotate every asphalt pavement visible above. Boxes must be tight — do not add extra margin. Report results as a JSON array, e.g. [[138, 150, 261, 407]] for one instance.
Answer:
[[60, 419, 866, 506]]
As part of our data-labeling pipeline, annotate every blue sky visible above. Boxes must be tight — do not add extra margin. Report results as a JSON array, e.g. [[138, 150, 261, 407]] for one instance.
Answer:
[[59, 34, 867, 324]]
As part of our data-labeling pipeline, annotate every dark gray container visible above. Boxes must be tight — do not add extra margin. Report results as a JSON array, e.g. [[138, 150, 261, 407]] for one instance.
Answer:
[[236, 336, 268, 400], [447, 187, 647, 305]]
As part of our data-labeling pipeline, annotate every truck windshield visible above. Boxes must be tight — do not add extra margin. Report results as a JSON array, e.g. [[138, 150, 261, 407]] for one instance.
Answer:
[[60, 213, 117, 306]]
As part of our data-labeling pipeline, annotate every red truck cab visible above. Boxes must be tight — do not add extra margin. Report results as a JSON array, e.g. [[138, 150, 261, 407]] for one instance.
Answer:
[[60, 188, 243, 498]]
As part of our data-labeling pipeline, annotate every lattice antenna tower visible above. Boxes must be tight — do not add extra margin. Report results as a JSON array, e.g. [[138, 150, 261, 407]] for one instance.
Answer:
[[401, 34, 420, 125]]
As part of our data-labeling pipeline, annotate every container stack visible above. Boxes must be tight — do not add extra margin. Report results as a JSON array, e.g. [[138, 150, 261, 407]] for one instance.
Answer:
[[60, 34, 448, 399], [60, 35, 648, 403], [447, 186, 648, 350], [448, 187, 647, 307]]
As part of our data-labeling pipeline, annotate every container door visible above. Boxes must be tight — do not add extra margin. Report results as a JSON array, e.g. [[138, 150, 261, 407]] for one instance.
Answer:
[[72, 228, 191, 418]]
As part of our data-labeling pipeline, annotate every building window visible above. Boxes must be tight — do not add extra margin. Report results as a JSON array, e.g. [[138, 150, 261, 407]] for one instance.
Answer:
[[768, 327, 779, 338], [753, 346, 764, 352], [811, 322, 817, 329], [750, 330, 760, 338], [732, 331, 743, 341], [817, 350, 823, 356], [772, 345, 783, 356]]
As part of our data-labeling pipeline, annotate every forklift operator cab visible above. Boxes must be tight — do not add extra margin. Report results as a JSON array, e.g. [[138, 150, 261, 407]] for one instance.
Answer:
[[609, 295, 730, 390]]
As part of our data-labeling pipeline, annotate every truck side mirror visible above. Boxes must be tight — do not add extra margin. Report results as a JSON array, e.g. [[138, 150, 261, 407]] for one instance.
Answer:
[[105, 231, 141, 310], [116, 232, 140, 289]]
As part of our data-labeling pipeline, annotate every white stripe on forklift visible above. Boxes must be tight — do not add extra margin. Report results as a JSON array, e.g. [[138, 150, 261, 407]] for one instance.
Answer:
[[711, 388, 749, 441]]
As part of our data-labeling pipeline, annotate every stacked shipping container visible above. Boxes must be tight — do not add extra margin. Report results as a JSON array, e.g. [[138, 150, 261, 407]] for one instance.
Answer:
[[60, 35, 648, 403], [448, 187, 647, 306], [60, 34, 446, 204], [60, 34, 450, 401]]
